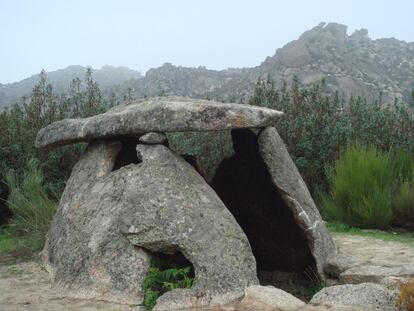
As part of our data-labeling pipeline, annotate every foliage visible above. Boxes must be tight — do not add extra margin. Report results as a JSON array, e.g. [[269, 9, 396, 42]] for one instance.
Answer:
[[321, 146, 396, 229], [393, 181, 414, 230], [142, 258, 194, 310], [5, 159, 57, 240], [0, 68, 113, 225], [249, 76, 414, 193], [168, 131, 233, 181], [0, 226, 42, 256]]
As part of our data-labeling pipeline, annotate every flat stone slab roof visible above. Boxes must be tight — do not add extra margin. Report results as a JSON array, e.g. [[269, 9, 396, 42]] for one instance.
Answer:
[[35, 96, 283, 148]]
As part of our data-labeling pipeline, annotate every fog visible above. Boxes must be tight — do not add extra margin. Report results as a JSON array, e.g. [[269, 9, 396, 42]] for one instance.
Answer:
[[1, 0, 413, 83]]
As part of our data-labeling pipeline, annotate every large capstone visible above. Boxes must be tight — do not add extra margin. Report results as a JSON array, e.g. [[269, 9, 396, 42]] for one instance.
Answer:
[[35, 96, 282, 149], [43, 139, 258, 305]]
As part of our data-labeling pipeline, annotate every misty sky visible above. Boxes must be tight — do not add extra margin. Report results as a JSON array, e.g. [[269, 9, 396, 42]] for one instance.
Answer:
[[1, 0, 413, 84]]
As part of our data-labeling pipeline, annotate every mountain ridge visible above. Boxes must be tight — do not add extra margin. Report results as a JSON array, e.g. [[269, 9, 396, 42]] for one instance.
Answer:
[[1, 22, 413, 108]]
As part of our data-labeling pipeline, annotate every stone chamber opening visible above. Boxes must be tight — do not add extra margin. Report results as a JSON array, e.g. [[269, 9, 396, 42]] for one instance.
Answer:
[[210, 129, 317, 283], [112, 137, 142, 171]]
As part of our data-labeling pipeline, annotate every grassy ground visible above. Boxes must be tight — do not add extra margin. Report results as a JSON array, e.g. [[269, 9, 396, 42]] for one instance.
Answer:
[[0, 227, 43, 264], [327, 222, 414, 244]]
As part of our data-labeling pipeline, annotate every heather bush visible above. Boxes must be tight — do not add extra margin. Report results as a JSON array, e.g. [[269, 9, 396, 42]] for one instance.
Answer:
[[321, 146, 394, 229]]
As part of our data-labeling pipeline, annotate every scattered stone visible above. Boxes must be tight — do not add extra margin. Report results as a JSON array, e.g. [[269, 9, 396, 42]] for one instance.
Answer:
[[238, 285, 305, 311], [258, 127, 336, 276], [340, 265, 414, 284], [139, 132, 167, 144], [35, 96, 283, 148], [310, 283, 397, 311], [324, 255, 361, 278]]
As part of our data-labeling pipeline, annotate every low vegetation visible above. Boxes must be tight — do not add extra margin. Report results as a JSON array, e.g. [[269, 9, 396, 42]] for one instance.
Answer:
[[6, 159, 57, 240], [320, 146, 414, 229], [0, 227, 42, 264]]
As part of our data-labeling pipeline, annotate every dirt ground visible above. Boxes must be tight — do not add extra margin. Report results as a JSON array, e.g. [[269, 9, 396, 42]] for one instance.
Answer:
[[1, 234, 413, 311]]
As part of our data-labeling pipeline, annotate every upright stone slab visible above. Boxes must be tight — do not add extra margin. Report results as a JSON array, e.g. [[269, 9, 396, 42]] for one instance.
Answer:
[[43, 140, 258, 305], [258, 127, 336, 276]]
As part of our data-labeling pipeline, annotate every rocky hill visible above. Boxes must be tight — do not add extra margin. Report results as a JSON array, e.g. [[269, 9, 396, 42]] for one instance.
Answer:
[[256, 22, 414, 103], [2, 23, 413, 108]]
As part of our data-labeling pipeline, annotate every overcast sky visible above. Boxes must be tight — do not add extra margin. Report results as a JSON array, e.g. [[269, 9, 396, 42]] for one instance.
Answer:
[[1, 0, 413, 84]]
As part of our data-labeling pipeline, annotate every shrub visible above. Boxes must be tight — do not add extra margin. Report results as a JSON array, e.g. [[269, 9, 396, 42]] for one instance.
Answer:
[[5, 159, 57, 240], [393, 181, 414, 230], [321, 146, 394, 229]]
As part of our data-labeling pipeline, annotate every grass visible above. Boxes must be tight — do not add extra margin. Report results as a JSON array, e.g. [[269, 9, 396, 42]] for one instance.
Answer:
[[5, 159, 57, 240], [327, 222, 414, 244], [0, 227, 43, 264]]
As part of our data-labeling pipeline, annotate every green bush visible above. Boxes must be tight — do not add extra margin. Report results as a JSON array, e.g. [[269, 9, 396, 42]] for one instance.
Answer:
[[393, 181, 414, 230], [5, 159, 57, 240], [321, 146, 395, 229]]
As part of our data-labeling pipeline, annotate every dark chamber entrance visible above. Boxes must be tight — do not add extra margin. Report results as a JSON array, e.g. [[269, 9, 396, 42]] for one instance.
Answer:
[[211, 129, 316, 278]]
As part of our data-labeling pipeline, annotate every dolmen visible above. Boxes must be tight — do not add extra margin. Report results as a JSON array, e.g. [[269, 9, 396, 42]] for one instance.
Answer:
[[36, 96, 336, 309]]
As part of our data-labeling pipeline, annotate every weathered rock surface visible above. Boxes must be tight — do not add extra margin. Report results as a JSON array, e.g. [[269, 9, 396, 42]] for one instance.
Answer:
[[324, 255, 361, 278], [35, 97, 282, 148], [237, 285, 305, 311], [258, 127, 336, 277], [340, 264, 414, 284], [139, 131, 167, 144], [310, 283, 397, 311], [43, 140, 258, 305]]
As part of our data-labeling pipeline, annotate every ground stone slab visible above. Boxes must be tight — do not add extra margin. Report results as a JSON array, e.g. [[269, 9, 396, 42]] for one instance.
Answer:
[[340, 265, 414, 284], [35, 96, 282, 148], [237, 285, 305, 311], [43, 141, 258, 305], [310, 283, 397, 311]]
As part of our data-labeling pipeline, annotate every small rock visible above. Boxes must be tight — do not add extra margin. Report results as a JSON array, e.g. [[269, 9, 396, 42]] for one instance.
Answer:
[[339, 265, 414, 284], [139, 132, 167, 144], [310, 283, 397, 311], [324, 255, 361, 278], [238, 285, 305, 311]]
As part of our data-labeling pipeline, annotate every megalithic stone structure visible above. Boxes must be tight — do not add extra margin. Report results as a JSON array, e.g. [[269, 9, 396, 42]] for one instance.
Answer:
[[36, 96, 336, 309]]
